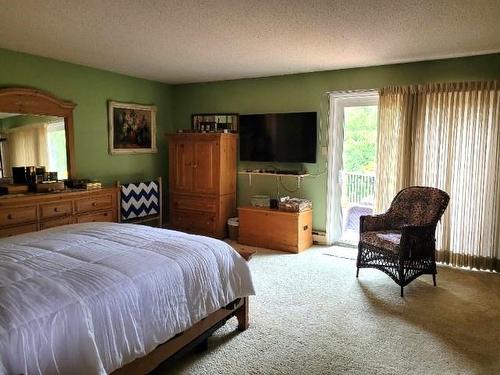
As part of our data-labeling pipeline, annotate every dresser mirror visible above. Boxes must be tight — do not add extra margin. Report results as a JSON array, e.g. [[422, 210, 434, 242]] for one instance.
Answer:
[[0, 88, 76, 182], [0, 113, 67, 179]]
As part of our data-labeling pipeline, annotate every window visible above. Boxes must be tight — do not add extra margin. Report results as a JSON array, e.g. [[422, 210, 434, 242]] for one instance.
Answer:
[[46, 121, 67, 179]]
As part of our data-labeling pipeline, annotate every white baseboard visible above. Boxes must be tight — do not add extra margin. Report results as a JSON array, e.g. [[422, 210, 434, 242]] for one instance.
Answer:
[[312, 230, 328, 245]]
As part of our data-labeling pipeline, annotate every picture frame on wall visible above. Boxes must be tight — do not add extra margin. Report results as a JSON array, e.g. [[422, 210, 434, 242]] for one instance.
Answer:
[[108, 101, 157, 154]]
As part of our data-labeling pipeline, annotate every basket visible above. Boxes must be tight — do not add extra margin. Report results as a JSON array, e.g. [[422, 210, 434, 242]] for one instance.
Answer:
[[227, 217, 239, 240], [278, 197, 312, 212]]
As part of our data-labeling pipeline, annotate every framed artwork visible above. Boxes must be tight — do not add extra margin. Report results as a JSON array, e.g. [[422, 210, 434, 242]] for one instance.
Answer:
[[108, 101, 157, 154]]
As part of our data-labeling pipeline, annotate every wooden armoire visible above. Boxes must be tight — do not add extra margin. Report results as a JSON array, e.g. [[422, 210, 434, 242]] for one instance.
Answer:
[[167, 133, 237, 238]]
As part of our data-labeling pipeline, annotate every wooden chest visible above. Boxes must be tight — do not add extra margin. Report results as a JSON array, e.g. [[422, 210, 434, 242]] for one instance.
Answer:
[[237, 206, 313, 253]]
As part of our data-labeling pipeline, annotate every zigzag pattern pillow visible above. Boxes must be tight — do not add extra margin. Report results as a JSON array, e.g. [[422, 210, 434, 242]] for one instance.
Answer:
[[120, 181, 160, 220]]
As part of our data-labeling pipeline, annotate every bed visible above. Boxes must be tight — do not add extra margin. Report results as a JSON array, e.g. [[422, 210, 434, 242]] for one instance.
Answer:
[[0, 222, 255, 374]]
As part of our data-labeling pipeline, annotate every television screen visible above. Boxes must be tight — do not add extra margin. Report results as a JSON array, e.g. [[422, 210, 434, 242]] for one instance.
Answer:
[[239, 112, 317, 163]]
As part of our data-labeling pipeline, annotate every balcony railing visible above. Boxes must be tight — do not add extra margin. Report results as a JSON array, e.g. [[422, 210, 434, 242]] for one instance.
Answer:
[[342, 171, 375, 206]]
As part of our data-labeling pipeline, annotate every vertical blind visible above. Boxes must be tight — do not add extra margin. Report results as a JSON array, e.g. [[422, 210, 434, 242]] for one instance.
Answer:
[[376, 81, 499, 271]]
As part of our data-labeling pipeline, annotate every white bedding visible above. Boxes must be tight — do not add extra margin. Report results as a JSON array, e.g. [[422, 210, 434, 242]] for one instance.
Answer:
[[0, 223, 255, 374]]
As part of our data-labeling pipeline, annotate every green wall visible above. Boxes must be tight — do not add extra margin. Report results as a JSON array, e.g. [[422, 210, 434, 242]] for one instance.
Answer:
[[2, 47, 499, 232], [172, 53, 500, 231], [0, 48, 173, 185]]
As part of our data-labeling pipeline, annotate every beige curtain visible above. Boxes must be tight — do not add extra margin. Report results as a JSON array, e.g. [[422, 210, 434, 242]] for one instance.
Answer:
[[5, 123, 49, 171], [376, 81, 500, 271], [374, 86, 417, 212]]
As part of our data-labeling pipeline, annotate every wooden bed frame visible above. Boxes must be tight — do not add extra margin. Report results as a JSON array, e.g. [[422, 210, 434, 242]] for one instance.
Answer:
[[0, 87, 252, 374], [112, 297, 249, 374]]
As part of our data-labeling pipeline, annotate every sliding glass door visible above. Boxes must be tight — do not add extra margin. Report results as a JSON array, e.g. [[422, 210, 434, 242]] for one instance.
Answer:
[[326, 92, 379, 245]]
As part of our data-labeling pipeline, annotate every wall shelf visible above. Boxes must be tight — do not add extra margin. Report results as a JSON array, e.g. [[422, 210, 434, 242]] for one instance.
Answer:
[[238, 171, 309, 188]]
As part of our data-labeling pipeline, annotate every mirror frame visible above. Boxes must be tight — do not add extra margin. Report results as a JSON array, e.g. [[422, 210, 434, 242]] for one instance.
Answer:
[[0, 88, 76, 179]]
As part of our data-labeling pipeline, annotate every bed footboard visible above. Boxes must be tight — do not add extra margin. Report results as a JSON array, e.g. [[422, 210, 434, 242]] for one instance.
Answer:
[[113, 297, 249, 374]]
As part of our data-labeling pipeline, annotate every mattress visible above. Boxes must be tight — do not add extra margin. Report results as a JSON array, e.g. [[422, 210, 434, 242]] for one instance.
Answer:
[[0, 223, 255, 374]]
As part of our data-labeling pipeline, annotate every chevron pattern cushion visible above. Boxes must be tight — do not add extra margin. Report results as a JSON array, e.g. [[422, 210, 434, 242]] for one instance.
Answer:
[[120, 181, 160, 221]]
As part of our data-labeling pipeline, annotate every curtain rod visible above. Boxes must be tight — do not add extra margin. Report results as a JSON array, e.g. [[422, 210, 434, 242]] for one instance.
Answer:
[[325, 88, 378, 95]]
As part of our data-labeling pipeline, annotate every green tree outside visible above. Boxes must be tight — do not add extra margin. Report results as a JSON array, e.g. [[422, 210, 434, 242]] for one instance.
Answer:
[[343, 106, 378, 173]]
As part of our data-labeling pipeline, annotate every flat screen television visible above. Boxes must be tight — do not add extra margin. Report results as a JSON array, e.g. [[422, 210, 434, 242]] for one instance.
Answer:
[[239, 112, 317, 163]]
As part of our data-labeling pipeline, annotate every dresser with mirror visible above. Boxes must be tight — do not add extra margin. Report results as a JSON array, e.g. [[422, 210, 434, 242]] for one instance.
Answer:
[[0, 88, 117, 238]]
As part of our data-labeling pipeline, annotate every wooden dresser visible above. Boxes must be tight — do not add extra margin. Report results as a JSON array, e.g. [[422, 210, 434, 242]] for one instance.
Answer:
[[168, 133, 237, 238], [238, 206, 313, 253], [0, 187, 118, 238]]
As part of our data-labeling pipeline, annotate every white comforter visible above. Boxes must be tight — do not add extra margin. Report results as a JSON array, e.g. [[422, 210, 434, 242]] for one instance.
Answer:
[[0, 223, 254, 375]]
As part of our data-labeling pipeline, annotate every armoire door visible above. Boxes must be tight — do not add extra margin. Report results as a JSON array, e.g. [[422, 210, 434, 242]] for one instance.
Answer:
[[170, 140, 194, 193], [192, 139, 219, 195]]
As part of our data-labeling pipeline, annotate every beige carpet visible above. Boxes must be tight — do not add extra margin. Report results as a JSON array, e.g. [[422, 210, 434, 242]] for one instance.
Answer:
[[163, 243, 500, 375]]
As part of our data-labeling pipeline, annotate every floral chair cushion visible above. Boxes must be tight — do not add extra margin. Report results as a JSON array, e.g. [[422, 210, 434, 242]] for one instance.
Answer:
[[360, 230, 402, 254], [388, 187, 449, 227]]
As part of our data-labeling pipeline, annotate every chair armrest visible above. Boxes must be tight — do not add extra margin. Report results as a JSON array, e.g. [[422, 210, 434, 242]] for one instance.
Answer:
[[400, 223, 436, 239], [400, 223, 437, 258], [360, 213, 394, 233]]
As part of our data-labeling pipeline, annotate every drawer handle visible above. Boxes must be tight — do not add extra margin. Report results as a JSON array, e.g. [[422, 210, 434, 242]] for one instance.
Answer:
[[92, 202, 97, 207], [104, 213, 108, 216], [303, 225, 309, 231], [7, 214, 13, 220], [54, 207, 59, 212]]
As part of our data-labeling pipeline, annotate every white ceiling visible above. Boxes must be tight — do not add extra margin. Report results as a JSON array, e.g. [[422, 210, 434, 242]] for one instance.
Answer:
[[1, 0, 499, 84]]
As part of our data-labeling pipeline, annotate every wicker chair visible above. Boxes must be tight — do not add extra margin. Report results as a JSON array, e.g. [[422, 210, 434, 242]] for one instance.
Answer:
[[356, 186, 449, 297]]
